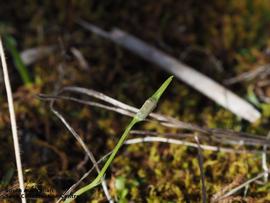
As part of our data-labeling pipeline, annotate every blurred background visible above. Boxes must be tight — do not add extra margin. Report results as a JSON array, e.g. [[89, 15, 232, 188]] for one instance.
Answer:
[[1, 1, 270, 202]]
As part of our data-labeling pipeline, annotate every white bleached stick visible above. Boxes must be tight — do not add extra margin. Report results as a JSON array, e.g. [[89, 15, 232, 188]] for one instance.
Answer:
[[0, 37, 26, 203], [79, 21, 261, 123]]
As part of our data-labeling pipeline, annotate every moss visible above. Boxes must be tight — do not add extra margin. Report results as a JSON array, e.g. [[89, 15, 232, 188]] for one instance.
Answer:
[[1, 0, 270, 202]]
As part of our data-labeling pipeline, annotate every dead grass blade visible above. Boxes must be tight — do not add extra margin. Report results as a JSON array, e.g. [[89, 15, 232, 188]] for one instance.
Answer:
[[0, 37, 26, 203], [39, 88, 270, 148], [212, 172, 268, 202], [195, 136, 207, 203]]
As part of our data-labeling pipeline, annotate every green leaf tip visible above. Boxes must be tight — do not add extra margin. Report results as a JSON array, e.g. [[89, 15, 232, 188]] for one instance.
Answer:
[[3, 34, 32, 85], [152, 76, 173, 100], [135, 75, 173, 121]]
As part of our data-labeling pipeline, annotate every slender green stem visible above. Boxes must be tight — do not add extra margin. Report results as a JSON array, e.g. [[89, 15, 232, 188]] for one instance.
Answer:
[[64, 76, 173, 203], [74, 118, 137, 196]]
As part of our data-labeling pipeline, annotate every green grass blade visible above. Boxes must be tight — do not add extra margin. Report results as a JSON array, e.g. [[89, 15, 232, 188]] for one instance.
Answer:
[[64, 76, 173, 203], [136, 76, 173, 121], [152, 75, 173, 101], [4, 35, 32, 84]]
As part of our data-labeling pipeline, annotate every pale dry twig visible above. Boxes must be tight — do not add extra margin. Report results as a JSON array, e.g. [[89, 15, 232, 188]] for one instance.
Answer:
[[0, 37, 26, 203]]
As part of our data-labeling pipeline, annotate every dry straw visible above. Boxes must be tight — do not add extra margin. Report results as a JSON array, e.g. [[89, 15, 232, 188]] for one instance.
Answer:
[[0, 37, 26, 203]]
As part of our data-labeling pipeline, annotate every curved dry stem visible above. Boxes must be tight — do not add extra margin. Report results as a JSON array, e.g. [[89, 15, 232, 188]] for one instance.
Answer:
[[49, 99, 113, 203]]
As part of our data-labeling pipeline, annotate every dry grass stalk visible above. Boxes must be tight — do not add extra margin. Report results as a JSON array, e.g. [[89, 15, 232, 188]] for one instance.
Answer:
[[0, 37, 26, 203]]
